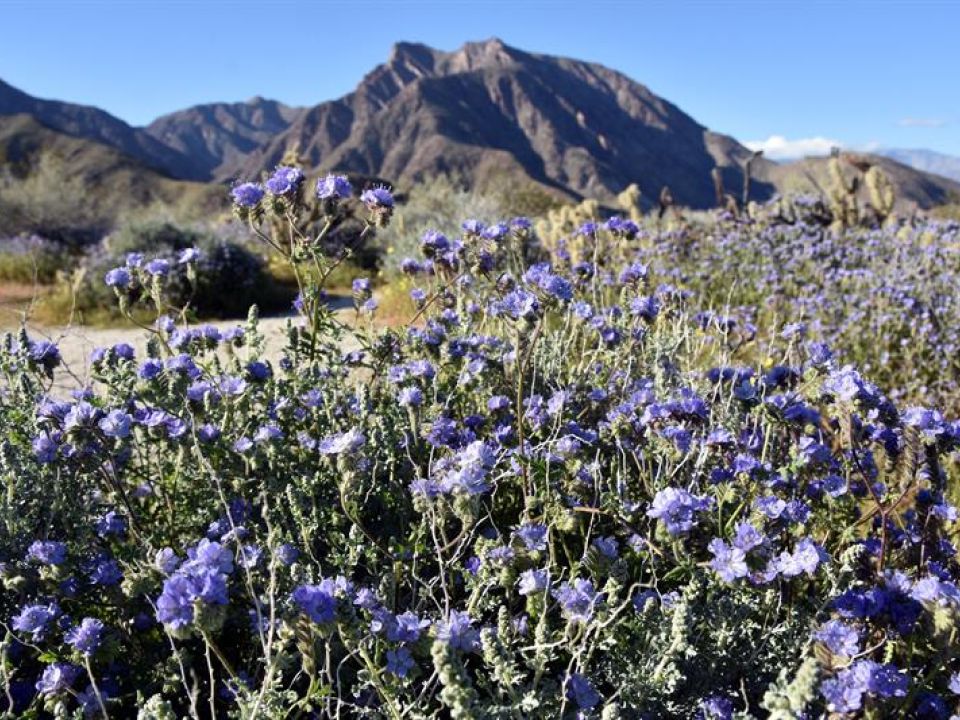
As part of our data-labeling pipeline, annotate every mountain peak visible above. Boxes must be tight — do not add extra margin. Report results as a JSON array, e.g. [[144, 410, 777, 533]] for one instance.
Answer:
[[461, 37, 511, 53], [4, 43, 955, 211], [388, 41, 435, 61], [384, 41, 440, 80], [233, 39, 772, 206], [451, 37, 525, 71], [385, 38, 524, 78]]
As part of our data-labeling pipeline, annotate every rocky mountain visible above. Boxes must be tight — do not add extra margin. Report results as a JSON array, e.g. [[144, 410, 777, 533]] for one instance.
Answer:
[[0, 78, 191, 177], [757, 152, 960, 212], [877, 148, 960, 183], [1, 40, 958, 214], [145, 98, 304, 181], [235, 39, 772, 208], [0, 78, 302, 182], [0, 113, 225, 237]]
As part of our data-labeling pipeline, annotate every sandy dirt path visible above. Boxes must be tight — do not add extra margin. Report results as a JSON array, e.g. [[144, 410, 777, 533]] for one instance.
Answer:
[[31, 316, 297, 392], [11, 296, 361, 394]]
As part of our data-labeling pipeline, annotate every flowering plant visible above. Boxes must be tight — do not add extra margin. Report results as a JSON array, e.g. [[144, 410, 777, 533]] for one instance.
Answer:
[[2, 168, 960, 719]]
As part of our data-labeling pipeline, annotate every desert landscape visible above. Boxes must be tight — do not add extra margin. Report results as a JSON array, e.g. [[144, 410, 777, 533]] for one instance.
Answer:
[[2, 4, 960, 719]]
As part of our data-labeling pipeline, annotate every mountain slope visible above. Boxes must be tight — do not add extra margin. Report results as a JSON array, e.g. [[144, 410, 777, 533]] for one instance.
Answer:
[[236, 39, 775, 208], [760, 153, 960, 211], [3, 42, 957, 213], [0, 79, 303, 182], [0, 78, 192, 177], [145, 98, 304, 181], [0, 114, 225, 235], [877, 148, 960, 183]]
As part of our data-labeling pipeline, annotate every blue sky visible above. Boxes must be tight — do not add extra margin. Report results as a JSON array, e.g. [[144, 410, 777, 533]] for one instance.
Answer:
[[1, 0, 958, 156]]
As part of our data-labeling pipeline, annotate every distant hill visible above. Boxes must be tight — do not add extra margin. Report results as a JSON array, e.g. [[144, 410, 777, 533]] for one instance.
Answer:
[[877, 148, 960, 183], [234, 39, 772, 208], [0, 114, 225, 236], [0, 78, 190, 178], [145, 98, 304, 181], [1, 40, 958, 217], [759, 153, 960, 212]]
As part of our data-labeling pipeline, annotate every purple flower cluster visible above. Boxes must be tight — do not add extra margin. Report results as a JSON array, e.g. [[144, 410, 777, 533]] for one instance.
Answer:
[[291, 580, 339, 624], [9, 191, 960, 717], [647, 487, 713, 535], [65, 617, 105, 656], [316, 173, 353, 201], [265, 166, 305, 196], [821, 661, 908, 713], [231, 182, 265, 208], [155, 539, 234, 631]]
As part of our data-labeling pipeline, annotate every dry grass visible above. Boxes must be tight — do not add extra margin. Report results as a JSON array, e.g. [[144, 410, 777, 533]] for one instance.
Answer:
[[372, 277, 419, 327], [0, 281, 48, 329]]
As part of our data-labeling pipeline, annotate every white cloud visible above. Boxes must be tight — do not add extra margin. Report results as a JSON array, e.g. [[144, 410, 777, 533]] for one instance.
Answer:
[[897, 117, 947, 128], [744, 135, 842, 160]]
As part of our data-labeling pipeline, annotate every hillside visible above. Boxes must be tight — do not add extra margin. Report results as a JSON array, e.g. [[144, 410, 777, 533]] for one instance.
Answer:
[[762, 153, 960, 212], [0, 78, 190, 177], [878, 147, 960, 183], [145, 98, 304, 181], [0, 114, 225, 236], [235, 39, 774, 208], [2, 40, 959, 214]]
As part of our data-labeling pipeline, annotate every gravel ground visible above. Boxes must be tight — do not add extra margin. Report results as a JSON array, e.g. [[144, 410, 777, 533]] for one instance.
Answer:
[[15, 297, 359, 394], [25, 316, 294, 394]]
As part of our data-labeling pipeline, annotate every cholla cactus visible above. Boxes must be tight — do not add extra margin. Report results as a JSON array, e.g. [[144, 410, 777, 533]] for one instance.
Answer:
[[762, 195, 795, 225], [713, 169, 741, 218], [827, 155, 860, 229], [865, 165, 896, 224], [656, 185, 688, 231], [617, 183, 643, 223], [535, 197, 600, 261], [711, 168, 725, 208], [657, 186, 674, 221], [742, 150, 763, 208]]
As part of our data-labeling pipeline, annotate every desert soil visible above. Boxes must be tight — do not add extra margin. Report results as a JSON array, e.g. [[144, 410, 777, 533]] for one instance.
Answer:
[[0, 287, 361, 394], [31, 316, 305, 394]]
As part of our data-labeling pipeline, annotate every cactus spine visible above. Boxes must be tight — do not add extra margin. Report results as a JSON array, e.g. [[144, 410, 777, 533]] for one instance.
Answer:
[[865, 165, 896, 224], [828, 154, 860, 229], [617, 183, 643, 224]]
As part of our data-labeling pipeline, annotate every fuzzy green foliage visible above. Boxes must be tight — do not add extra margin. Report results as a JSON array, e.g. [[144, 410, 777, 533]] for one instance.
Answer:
[[377, 174, 515, 276], [4, 165, 960, 719], [1, 177, 960, 718]]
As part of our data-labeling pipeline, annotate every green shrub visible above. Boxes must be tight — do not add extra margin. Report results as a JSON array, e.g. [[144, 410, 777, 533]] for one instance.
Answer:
[[38, 221, 294, 323], [0, 154, 105, 245], [377, 174, 513, 276], [103, 219, 207, 257], [0, 234, 69, 284]]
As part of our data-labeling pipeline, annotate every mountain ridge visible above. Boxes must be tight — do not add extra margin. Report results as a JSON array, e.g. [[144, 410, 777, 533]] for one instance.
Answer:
[[877, 147, 960, 184], [232, 37, 772, 208], [0, 77, 192, 177], [0, 113, 225, 238], [1, 39, 958, 212], [145, 97, 305, 180]]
